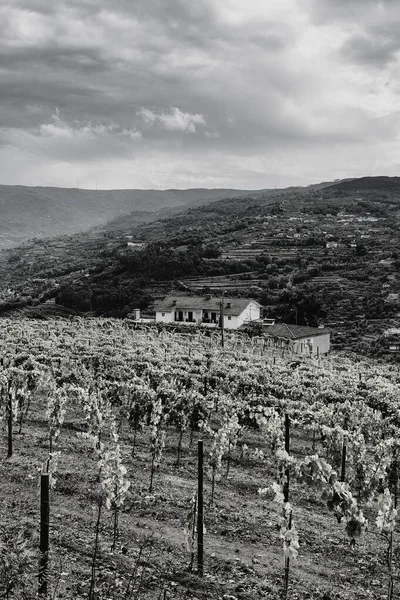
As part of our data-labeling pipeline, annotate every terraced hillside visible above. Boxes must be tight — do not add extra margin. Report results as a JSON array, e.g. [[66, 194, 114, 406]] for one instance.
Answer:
[[0, 176, 399, 358], [0, 185, 262, 249]]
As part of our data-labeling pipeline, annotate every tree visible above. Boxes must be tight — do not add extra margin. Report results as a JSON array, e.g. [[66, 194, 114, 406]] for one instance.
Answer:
[[278, 285, 327, 326], [355, 244, 367, 256], [203, 244, 221, 259]]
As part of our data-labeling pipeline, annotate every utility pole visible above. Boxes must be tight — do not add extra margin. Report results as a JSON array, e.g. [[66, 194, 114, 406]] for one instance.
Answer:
[[39, 473, 50, 597], [220, 291, 225, 349], [197, 440, 204, 576]]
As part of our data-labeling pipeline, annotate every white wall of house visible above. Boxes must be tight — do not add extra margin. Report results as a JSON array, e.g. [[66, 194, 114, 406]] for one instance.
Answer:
[[293, 334, 330, 355], [224, 315, 239, 329], [236, 301, 261, 327], [155, 310, 175, 323]]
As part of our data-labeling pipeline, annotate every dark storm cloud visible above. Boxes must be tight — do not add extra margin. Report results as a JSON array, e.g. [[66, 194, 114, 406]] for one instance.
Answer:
[[340, 24, 400, 67], [1, 0, 400, 188], [305, 0, 400, 68], [0, 0, 310, 151], [303, 0, 398, 23], [0, 1, 219, 131]]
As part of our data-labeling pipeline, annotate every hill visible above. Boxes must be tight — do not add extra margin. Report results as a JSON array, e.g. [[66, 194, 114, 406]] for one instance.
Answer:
[[0, 185, 264, 249], [1, 175, 399, 359], [326, 176, 400, 192]]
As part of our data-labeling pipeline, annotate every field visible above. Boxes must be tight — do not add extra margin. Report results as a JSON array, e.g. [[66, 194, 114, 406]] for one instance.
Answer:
[[0, 318, 399, 600]]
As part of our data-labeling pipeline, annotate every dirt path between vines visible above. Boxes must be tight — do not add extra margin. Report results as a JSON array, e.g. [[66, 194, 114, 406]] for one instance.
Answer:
[[0, 404, 395, 600]]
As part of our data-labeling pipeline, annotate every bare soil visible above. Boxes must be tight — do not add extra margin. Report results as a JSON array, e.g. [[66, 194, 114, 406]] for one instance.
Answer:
[[0, 396, 396, 600]]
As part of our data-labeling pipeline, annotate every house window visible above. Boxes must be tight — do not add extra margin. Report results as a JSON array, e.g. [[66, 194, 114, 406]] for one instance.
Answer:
[[228, 316, 231, 320], [162, 313, 165, 316]]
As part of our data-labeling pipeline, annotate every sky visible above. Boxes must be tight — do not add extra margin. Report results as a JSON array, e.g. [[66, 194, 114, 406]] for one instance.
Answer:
[[0, 0, 400, 190]]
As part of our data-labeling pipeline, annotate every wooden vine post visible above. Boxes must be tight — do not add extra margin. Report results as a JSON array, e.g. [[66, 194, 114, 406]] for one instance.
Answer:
[[7, 392, 13, 458], [341, 417, 348, 483], [387, 456, 398, 600], [340, 438, 347, 482], [220, 292, 225, 349], [88, 496, 103, 600], [39, 473, 50, 597], [189, 495, 198, 572], [197, 440, 204, 577], [283, 414, 291, 598]]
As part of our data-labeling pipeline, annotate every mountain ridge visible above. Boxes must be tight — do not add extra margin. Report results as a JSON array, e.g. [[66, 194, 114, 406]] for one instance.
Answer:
[[0, 184, 267, 249], [0, 177, 360, 249], [326, 176, 400, 192], [0, 174, 399, 360]]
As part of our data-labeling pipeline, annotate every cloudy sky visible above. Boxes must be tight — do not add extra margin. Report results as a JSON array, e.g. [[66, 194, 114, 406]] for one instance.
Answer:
[[1, 0, 399, 189]]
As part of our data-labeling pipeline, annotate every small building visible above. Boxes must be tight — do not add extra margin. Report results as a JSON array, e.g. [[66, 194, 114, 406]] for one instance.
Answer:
[[263, 323, 331, 355], [388, 343, 400, 352], [154, 295, 262, 330], [383, 327, 400, 352], [385, 293, 399, 303], [127, 242, 146, 249], [263, 318, 276, 326]]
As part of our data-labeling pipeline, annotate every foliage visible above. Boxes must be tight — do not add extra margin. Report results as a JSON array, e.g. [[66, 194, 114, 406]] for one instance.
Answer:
[[0, 530, 36, 599], [1, 317, 400, 594]]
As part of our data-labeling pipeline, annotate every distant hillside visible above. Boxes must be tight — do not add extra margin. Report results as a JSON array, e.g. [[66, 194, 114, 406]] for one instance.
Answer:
[[0, 174, 399, 361], [0, 185, 264, 249], [95, 178, 359, 238]]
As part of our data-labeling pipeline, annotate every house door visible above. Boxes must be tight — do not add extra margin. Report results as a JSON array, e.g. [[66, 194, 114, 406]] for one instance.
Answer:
[[188, 311, 193, 322], [178, 311, 184, 322], [211, 312, 217, 323]]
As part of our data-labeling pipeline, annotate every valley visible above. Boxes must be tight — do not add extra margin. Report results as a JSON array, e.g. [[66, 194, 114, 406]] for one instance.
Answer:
[[0, 185, 261, 249], [0, 177, 399, 359]]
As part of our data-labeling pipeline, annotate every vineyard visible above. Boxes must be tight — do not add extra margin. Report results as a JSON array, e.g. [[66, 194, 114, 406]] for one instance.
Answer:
[[0, 318, 400, 599]]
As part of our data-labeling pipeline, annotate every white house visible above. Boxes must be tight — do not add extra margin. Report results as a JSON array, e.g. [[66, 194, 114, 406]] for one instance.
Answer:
[[263, 323, 331, 355], [154, 295, 262, 329], [383, 328, 400, 352], [127, 242, 146, 249]]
